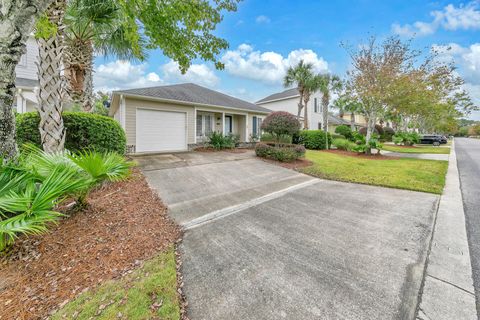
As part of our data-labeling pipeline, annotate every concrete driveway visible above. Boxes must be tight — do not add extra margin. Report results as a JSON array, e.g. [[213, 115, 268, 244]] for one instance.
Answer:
[[137, 151, 440, 320]]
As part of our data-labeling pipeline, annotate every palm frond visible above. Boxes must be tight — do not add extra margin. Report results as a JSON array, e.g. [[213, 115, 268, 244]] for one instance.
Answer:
[[0, 211, 62, 251], [69, 150, 133, 184]]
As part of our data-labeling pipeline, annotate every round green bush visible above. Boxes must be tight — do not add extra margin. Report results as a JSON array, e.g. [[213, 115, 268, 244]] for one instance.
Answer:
[[16, 112, 126, 154], [261, 111, 301, 139], [334, 125, 353, 141], [297, 130, 332, 150]]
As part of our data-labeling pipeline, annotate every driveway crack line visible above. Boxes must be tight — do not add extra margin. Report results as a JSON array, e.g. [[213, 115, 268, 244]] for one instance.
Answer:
[[426, 274, 475, 296]]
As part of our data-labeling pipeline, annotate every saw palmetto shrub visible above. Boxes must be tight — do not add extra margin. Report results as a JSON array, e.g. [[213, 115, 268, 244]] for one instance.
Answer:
[[0, 145, 133, 253], [16, 112, 126, 154]]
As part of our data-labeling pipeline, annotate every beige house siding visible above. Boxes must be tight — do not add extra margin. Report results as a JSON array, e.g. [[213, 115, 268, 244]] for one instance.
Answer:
[[124, 97, 195, 146], [116, 96, 269, 151]]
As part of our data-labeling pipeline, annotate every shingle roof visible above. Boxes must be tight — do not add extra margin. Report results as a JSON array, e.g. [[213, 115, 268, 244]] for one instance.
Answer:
[[114, 83, 271, 113], [328, 114, 364, 127], [328, 114, 351, 125], [256, 88, 300, 104], [16, 78, 39, 88]]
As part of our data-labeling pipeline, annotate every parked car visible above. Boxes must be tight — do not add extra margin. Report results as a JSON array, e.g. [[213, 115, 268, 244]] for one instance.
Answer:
[[420, 135, 448, 145]]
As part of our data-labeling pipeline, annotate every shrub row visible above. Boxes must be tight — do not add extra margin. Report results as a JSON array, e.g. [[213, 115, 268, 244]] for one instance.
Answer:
[[295, 130, 332, 150], [255, 142, 306, 162], [16, 112, 126, 154]]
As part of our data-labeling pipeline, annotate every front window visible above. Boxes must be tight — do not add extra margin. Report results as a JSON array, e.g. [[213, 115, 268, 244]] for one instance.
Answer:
[[253, 116, 263, 137], [196, 113, 214, 139]]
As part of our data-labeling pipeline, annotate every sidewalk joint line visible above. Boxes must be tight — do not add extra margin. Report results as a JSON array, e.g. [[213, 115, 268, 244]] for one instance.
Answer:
[[426, 274, 475, 296], [182, 178, 319, 230]]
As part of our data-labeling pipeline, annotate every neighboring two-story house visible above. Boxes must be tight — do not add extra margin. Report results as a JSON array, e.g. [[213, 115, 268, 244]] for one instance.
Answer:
[[15, 37, 39, 113], [256, 88, 324, 130]]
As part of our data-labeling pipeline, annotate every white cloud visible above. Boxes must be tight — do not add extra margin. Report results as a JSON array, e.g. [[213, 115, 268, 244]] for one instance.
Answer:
[[433, 42, 480, 118], [255, 15, 271, 24], [392, 2, 480, 37], [221, 44, 329, 83], [161, 60, 219, 87], [433, 42, 480, 84], [94, 60, 163, 92], [94, 59, 219, 92]]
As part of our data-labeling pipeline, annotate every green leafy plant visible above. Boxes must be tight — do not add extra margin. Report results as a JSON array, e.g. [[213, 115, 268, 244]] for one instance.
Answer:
[[297, 130, 332, 150], [255, 143, 305, 162], [392, 132, 420, 146], [260, 111, 301, 144], [260, 133, 292, 144], [332, 138, 356, 151], [334, 125, 354, 141], [16, 112, 127, 154], [207, 132, 235, 150], [0, 146, 133, 253]]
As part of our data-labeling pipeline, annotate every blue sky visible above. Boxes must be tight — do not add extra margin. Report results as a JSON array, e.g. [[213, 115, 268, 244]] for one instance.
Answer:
[[94, 0, 480, 120]]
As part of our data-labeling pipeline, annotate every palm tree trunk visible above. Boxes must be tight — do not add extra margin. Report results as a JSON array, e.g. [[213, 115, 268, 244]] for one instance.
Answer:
[[303, 94, 310, 129], [297, 88, 304, 122], [0, 0, 53, 159], [322, 93, 329, 132], [64, 39, 94, 111], [37, 0, 67, 153]]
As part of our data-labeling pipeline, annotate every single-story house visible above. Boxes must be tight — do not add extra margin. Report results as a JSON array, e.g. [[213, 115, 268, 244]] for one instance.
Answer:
[[256, 88, 323, 130], [328, 114, 364, 133], [109, 83, 271, 154]]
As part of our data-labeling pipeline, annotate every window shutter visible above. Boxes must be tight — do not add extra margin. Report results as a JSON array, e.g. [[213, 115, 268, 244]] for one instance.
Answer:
[[253, 116, 257, 136], [314, 98, 318, 113]]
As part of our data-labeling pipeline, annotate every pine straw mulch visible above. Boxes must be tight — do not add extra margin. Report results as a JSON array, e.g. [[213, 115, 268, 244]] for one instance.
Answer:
[[0, 169, 181, 320]]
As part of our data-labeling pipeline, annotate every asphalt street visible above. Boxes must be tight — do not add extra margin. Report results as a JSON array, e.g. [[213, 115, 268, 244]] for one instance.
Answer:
[[455, 137, 480, 317]]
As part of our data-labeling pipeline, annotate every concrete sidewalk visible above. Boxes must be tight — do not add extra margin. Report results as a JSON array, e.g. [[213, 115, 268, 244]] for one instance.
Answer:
[[416, 140, 476, 319], [382, 150, 449, 161]]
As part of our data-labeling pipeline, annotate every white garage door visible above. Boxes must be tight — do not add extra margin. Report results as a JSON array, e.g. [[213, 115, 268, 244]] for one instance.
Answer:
[[136, 108, 187, 153]]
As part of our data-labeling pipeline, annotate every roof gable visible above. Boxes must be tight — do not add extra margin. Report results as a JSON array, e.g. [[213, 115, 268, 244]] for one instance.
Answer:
[[256, 88, 300, 104]]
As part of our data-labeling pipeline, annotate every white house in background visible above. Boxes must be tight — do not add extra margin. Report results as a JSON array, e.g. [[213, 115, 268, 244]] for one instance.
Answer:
[[256, 88, 324, 129], [15, 36, 39, 113]]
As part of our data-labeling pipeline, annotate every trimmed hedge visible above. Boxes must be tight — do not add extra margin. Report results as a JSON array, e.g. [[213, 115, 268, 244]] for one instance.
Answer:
[[255, 142, 305, 162], [296, 130, 332, 150], [334, 125, 354, 141], [16, 112, 126, 154]]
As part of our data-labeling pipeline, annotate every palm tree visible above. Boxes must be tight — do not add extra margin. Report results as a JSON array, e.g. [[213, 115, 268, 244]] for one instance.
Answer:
[[0, 0, 52, 160], [318, 74, 342, 132], [302, 74, 324, 129], [334, 95, 361, 131], [283, 60, 314, 125], [63, 0, 145, 111], [36, 0, 67, 153]]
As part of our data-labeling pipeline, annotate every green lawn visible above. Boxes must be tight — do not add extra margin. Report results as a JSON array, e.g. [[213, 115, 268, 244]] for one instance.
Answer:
[[301, 151, 448, 194], [382, 144, 451, 154], [51, 247, 180, 320]]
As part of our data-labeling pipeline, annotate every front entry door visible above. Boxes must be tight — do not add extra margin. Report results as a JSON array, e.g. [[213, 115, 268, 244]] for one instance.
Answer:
[[225, 115, 233, 134]]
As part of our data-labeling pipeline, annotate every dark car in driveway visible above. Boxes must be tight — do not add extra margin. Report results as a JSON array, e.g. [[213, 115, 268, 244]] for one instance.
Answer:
[[420, 135, 448, 145]]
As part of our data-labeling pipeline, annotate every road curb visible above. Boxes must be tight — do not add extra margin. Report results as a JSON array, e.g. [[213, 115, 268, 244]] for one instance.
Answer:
[[416, 139, 477, 319]]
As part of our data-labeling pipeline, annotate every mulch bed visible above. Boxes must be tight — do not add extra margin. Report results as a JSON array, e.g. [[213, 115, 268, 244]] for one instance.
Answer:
[[262, 158, 313, 170], [324, 149, 400, 160], [0, 169, 181, 320]]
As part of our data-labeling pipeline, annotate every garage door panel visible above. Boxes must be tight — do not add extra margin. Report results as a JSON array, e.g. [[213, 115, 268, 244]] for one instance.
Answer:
[[136, 109, 187, 152]]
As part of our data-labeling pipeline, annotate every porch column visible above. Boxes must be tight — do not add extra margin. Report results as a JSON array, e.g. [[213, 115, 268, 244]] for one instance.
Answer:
[[245, 115, 249, 142], [222, 112, 225, 135]]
